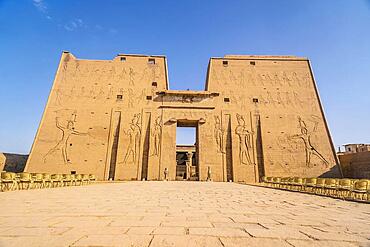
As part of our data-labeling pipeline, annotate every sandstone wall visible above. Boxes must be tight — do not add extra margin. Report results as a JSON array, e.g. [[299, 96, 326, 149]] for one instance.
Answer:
[[339, 152, 370, 179], [0, 153, 5, 171], [206, 55, 341, 181], [0, 153, 28, 172], [25, 52, 341, 182], [25, 52, 168, 180]]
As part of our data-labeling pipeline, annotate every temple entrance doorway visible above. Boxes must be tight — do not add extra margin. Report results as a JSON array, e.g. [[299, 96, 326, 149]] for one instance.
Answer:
[[175, 122, 199, 181]]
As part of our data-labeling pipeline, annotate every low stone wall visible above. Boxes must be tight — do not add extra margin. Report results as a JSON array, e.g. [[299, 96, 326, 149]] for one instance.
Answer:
[[0, 153, 5, 171], [0, 153, 28, 173], [339, 151, 370, 179]]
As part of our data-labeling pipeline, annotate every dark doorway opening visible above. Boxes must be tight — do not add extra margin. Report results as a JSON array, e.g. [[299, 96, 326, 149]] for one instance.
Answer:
[[108, 112, 121, 180], [176, 121, 199, 181]]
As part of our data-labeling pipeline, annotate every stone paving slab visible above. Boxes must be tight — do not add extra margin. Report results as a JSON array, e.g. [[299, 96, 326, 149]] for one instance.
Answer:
[[0, 181, 369, 247]]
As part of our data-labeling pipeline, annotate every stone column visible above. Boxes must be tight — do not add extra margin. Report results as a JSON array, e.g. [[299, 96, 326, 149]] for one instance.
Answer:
[[186, 152, 193, 180]]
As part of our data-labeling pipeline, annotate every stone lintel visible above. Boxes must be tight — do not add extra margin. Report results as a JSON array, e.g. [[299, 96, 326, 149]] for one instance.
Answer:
[[157, 90, 220, 97], [159, 105, 215, 110]]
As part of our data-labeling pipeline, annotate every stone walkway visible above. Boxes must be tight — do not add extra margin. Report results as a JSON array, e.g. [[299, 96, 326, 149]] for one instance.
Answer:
[[0, 181, 369, 247]]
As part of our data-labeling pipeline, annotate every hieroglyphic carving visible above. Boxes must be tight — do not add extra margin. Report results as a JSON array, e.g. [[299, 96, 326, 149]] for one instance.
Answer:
[[129, 67, 135, 86], [289, 116, 329, 168], [213, 67, 314, 89], [228, 70, 238, 85], [54, 88, 63, 106], [43, 111, 87, 164], [72, 61, 81, 78], [140, 64, 163, 82], [227, 87, 313, 111], [66, 65, 311, 107], [266, 91, 277, 107], [293, 92, 304, 108], [273, 73, 283, 86], [96, 87, 105, 100], [80, 86, 86, 98], [214, 115, 225, 153], [55, 62, 168, 105], [277, 133, 301, 153], [249, 69, 257, 86], [309, 92, 318, 112], [285, 92, 293, 106], [281, 71, 292, 87], [291, 72, 300, 86], [300, 72, 311, 88], [234, 94, 248, 111], [276, 92, 284, 106], [125, 88, 146, 107], [127, 89, 134, 108], [151, 116, 162, 156], [235, 114, 253, 165], [106, 84, 114, 100], [182, 95, 194, 103], [123, 113, 142, 164], [69, 86, 76, 100], [258, 73, 266, 87], [116, 67, 127, 81], [211, 68, 220, 85], [237, 70, 246, 87], [265, 73, 273, 85], [164, 94, 212, 104]]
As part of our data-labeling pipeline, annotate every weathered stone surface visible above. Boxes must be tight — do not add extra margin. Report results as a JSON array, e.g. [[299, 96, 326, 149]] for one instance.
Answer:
[[0, 152, 28, 172], [150, 235, 223, 247], [25, 52, 341, 182], [220, 237, 292, 247], [339, 151, 370, 179], [286, 239, 364, 247], [73, 234, 153, 247], [0, 182, 369, 247]]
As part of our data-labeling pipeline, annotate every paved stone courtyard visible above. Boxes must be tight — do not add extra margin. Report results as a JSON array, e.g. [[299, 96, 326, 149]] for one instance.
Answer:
[[0, 182, 369, 247]]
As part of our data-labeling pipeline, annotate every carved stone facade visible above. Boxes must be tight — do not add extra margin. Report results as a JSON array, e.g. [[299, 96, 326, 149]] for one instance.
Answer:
[[25, 52, 342, 182]]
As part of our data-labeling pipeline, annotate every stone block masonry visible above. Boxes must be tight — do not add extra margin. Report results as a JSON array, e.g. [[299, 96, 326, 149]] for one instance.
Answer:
[[25, 52, 342, 182]]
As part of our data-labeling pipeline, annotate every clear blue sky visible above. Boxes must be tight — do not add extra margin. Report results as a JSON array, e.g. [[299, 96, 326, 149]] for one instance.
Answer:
[[0, 0, 369, 154]]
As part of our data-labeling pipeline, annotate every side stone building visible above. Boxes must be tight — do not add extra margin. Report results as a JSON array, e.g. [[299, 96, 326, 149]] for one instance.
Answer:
[[25, 52, 342, 182], [1, 153, 28, 173], [338, 144, 370, 179]]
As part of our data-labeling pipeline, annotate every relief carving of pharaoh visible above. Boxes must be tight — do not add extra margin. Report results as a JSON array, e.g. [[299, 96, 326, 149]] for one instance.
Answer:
[[43, 110, 87, 165], [151, 116, 162, 157], [235, 114, 253, 165], [278, 115, 330, 169], [289, 116, 329, 168], [122, 113, 142, 165], [214, 116, 225, 153]]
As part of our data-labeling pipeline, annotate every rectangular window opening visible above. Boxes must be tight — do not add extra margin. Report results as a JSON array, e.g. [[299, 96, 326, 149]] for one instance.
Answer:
[[253, 98, 258, 103], [148, 58, 156, 65], [146, 96, 152, 100], [250, 61, 256, 65], [116, 95, 123, 100], [223, 60, 228, 66], [224, 97, 230, 102], [120, 57, 126, 62]]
